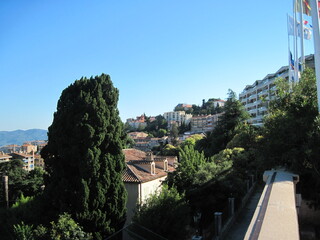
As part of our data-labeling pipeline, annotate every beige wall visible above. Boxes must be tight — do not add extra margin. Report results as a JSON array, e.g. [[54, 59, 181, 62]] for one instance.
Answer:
[[140, 176, 166, 203], [124, 176, 166, 225]]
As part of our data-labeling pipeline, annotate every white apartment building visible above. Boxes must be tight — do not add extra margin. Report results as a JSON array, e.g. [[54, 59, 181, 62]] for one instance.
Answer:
[[239, 55, 314, 126], [211, 99, 225, 108], [163, 111, 192, 129]]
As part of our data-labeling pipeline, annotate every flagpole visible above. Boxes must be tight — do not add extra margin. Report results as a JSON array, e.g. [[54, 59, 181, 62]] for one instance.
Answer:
[[294, 0, 299, 82], [300, 0, 305, 72], [311, 0, 320, 112], [288, 14, 294, 82]]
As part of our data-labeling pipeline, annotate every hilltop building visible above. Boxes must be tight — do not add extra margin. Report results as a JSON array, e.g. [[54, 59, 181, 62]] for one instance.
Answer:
[[126, 115, 148, 130], [207, 98, 225, 108], [163, 111, 192, 129], [128, 132, 167, 151], [174, 103, 193, 111]]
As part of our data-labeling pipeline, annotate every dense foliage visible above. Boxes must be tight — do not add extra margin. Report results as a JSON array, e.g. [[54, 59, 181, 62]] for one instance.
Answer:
[[0, 160, 45, 205], [3, 68, 320, 238], [174, 98, 224, 115], [167, 145, 207, 193], [41, 74, 127, 239], [12, 213, 92, 240], [259, 68, 320, 207], [133, 185, 190, 240], [125, 115, 168, 137], [197, 90, 249, 157]]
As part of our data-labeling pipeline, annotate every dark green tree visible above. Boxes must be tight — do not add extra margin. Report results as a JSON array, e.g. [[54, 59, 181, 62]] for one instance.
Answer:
[[23, 168, 46, 197], [0, 159, 28, 204], [144, 115, 168, 137], [178, 121, 191, 134], [170, 123, 179, 146], [41, 74, 127, 239], [133, 185, 190, 240], [197, 90, 249, 157], [161, 144, 179, 156]]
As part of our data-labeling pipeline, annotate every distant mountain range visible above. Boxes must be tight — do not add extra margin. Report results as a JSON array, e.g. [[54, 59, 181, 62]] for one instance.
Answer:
[[0, 129, 47, 147]]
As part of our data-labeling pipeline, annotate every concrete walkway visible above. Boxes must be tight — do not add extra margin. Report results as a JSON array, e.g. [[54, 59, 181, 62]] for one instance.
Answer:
[[224, 185, 263, 240]]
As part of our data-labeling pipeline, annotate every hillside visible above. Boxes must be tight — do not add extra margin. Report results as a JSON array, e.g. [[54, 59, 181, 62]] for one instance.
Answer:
[[0, 129, 47, 147]]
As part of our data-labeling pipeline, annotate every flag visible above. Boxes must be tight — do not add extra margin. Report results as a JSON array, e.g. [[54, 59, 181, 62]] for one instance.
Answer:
[[290, 51, 295, 70], [304, 26, 312, 39], [287, 14, 295, 35], [289, 51, 295, 81], [288, 14, 312, 40], [296, 0, 312, 16], [296, 0, 320, 17]]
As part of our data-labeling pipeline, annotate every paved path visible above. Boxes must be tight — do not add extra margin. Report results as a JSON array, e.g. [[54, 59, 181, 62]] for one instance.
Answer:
[[224, 185, 263, 240]]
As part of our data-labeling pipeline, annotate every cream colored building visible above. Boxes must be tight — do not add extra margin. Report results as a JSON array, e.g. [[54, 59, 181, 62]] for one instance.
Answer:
[[0, 152, 12, 163], [163, 111, 192, 129], [191, 113, 223, 133], [122, 149, 177, 225], [9, 152, 35, 171], [34, 154, 45, 169], [21, 144, 37, 154]]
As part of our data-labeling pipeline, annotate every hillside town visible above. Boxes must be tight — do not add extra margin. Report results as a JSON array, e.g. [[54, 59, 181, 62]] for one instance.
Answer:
[[1, 53, 319, 239]]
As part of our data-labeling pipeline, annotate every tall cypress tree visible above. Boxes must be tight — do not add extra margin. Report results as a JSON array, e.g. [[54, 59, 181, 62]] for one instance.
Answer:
[[41, 74, 127, 239], [196, 90, 249, 157]]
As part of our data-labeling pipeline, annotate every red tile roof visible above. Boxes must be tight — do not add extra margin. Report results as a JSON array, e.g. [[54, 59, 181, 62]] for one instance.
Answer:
[[123, 149, 146, 162], [123, 165, 140, 183], [122, 149, 176, 183]]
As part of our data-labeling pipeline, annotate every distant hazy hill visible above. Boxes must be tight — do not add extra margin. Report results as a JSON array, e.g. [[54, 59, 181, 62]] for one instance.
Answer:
[[0, 129, 47, 147]]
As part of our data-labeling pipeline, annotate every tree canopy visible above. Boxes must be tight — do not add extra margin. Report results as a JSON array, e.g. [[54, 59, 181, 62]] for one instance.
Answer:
[[259, 68, 320, 207], [197, 90, 249, 157], [41, 74, 127, 239]]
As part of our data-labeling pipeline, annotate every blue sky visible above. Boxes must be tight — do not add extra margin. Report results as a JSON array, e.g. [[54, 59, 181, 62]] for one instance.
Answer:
[[0, 0, 315, 131]]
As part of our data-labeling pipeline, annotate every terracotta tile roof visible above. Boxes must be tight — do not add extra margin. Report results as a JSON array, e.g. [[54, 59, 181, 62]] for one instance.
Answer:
[[123, 149, 146, 162], [128, 132, 149, 138], [122, 149, 176, 183], [123, 165, 140, 183], [123, 162, 170, 183]]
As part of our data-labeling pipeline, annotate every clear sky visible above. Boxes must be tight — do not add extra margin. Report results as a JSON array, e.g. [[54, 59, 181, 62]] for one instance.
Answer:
[[0, 0, 315, 131]]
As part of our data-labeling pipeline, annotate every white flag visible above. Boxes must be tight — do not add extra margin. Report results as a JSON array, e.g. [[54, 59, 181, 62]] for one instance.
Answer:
[[304, 26, 312, 39], [288, 14, 312, 40]]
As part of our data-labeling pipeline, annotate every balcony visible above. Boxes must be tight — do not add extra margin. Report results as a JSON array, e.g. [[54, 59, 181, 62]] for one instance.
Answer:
[[245, 101, 257, 108], [258, 106, 267, 112], [257, 89, 268, 96], [248, 108, 257, 114], [248, 94, 257, 100]]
